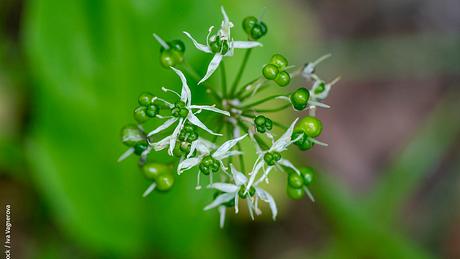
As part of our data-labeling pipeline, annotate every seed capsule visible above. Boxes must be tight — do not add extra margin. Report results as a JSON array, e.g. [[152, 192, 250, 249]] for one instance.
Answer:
[[156, 173, 174, 192], [288, 173, 304, 188], [134, 106, 149, 123], [274, 71, 290, 87], [262, 64, 279, 80], [300, 167, 315, 186], [287, 185, 304, 200], [290, 88, 310, 111], [143, 163, 171, 180], [296, 116, 323, 138], [138, 92, 153, 106], [270, 54, 288, 69]]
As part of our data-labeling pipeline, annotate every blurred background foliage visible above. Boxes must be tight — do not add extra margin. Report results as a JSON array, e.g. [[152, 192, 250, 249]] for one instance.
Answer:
[[0, 0, 459, 258]]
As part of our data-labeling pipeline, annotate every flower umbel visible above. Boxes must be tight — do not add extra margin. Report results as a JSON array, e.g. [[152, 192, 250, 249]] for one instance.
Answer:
[[118, 6, 339, 228]]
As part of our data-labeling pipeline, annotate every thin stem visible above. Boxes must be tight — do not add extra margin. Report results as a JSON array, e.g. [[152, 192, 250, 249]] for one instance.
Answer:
[[226, 122, 233, 167], [230, 49, 252, 97], [252, 103, 291, 113], [234, 77, 262, 98], [212, 120, 226, 143], [239, 94, 288, 110], [236, 142, 245, 172], [221, 61, 227, 98]]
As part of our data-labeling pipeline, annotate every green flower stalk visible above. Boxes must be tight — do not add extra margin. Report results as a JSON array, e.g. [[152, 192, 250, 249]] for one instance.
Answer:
[[118, 6, 339, 228]]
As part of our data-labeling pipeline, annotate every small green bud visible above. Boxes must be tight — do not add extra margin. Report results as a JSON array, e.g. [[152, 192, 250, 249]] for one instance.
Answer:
[[287, 185, 304, 200], [300, 167, 315, 186], [134, 106, 149, 123], [288, 173, 303, 188], [272, 151, 281, 162], [243, 16, 258, 34], [299, 138, 315, 151], [146, 104, 160, 118], [296, 116, 323, 138], [134, 142, 148, 155], [314, 82, 326, 94], [264, 119, 273, 130], [264, 152, 275, 166], [138, 92, 153, 106], [255, 115, 266, 126], [274, 71, 290, 87], [290, 88, 310, 111], [143, 163, 171, 180], [270, 54, 288, 69], [262, 64, 279, 80], [156, 173, 174, 192]]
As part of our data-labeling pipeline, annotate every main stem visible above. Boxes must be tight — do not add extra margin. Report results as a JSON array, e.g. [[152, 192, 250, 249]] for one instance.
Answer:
[[230, 49, 252, 97]]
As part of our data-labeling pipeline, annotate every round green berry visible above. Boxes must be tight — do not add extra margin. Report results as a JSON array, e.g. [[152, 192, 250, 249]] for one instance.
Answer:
[[160, 49, 183, 68], [134, 142, 148, 155], [270, 54, 288, 69], [243, 16, 258, 34], [314, 82, 326, 94], [170, 39, 185, 53], [133, 106, 149, 123], [264, 119, 273, 130], [296, 116, 323, 138], [300, 167, 315, 186], [255, 115, 266, 126], [121, 124, 144, 147], [287, 185, 304, 200], [290, 88, 310, 111], [138, 92, 153, 106], [221, 40, 230, 55], [264, 152, 275, 166], [299, 138, 315, 151], [288, 173, 304, 188], [262, 64, 279, 80], [156, 173, 174, 192], [272, 151, 281, 162], [143, 163, 170, 180], [274, 71, 290, 87], [250, 23, 264, 40], [146, 104, 159, 118]]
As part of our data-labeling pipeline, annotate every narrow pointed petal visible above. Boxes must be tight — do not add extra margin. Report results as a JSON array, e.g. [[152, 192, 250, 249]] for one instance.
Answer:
[[221, 6, 229, 23], [209, 183, 239, 193], [272, 118, 299, 152], [168, 119, 184, 155], [170, 67, 192, 106], [234, 195, 239, 213], [230, 164, 248, 186], [232, 41, 262, 49], [147, 117, 177, 137], [212, 134, 247, 160], [218, 206, 226, 228], [304, 186, 316, 202], [256, 188, 278, 220], [183, 31, 212, 53], [177, 157, 202, 174], [246, 198, 255, 220], [308, 100, 330, 108], [254, 166, 273, 186], [246, 159, 264, 192], [153, 136, 172, 151], [152, 33, 169, 49], [118, 147, 134, 162], [142, 182, 157, 197], [216, 150, 243, 160], [204, 193, 234, 210], [198, 54, 223, 85], [278, 159, 301, 175], [190, 105, 230, 116], [187, 112, 222, 136]]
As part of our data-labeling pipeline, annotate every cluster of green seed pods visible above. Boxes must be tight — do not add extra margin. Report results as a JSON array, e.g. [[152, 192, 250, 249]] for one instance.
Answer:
[[262, 54, 291, 87], [142, 163, 175, 192], [287, 167, 315, 199], [199, 155, 221, 175], [290, 88, 310, 111], [134, 92, 160, 124], [173, 122, 199, 157], [254, 115, 273, 133], [159, 39, 186, 68], [242, 16, 267, 40]]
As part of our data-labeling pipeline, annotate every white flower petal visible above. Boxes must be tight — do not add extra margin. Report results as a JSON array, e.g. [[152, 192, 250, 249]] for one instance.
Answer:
[[152, 33, 169, 49], [234, 195, 239, 213], [187, 112, 222, 136], [190, 105, 230, 116], [194, 137, 214, 155], [278, 159, 301, 175], [209, 183, 239, 193], [168, 119, 184, 155], [212, 134, 247, 160], [221, 6, 229, 24], [117, 147, 134, 162], [170, 67, 192, 106], [198, 53, 223, 85], [204, 192, 234, 210], [177, 157, 202, 174], [272, 118, 299, 152], [230, 164, 248, 186], [216, 150, 242, 160], [232, 41, 262, 49], [256, 188, 278, 220], [152, 136, 171, 151], [246, 158, 264, 191], [147, 117, 178, 137], [183, 31, 212, 53], [254, 165, 273, 186], [218, 206, 226, 228]]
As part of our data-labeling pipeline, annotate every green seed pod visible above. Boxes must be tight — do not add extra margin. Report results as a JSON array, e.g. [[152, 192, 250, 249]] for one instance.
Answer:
[[259, 21, 268, 37], [146, 104, 160, 118], [256, 126, 266, 133], [209, 37, 222, 53], [143, 163, 171, 180], [243, 16, 258, 34], [202, 156, 214, 167], [288, 173, 304, 188], [221, 40, 229, 55], [264, 152, 275, 166], [134, 106, 149, 123], [275, 71, 290, 87], [291, 130, 305, 145], [175, 101, 186, 108], [262, 64, 279, 80], [270, 54, 288, 69], [170, 39, 186, 53], [250, 23, 264, 40], [121, 124, 145, 147], [272, 151, 281, 162], [188, 132, 198, 142], [249, 186, 256, 197], [160, 50, 176, 68], [300, 167, 315, 186], [138, 92, 153, 106], [299, 138, 315, 151], [255, 115, 266, 126], [179, 108, 189, 118], [287, 185, 304, 200], [296, 116, 323, 138], [238, 185, 248, 199], [134, 142, 148, 155], [156, 173, 174, 192], [179, 142, 191, 153], [264, 119, 273, 130], [290, 88, 310, 111], [314, 82, 326, 94]]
